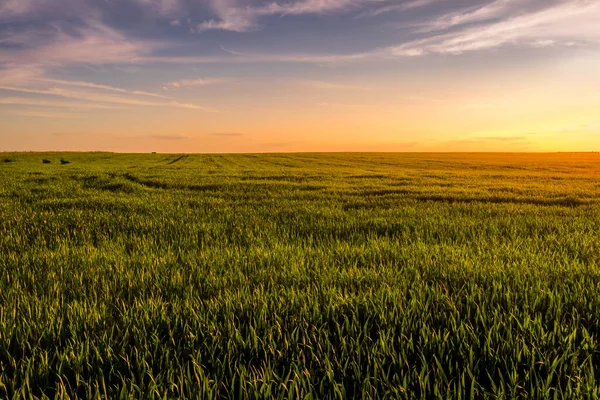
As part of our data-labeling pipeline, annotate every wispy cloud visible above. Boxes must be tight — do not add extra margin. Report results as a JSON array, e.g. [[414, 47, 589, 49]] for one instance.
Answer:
[[357, 0, 436, 18], [317, 101, 371, 108], [199, 0, 388, 32], [0, 97, 124, 110], [0, 65, 46, 85], [0, 20, 148, 65], [166, 78, 227, 88], [387, 0, 600, 56], [418, 0, 523, 32], [299, 79, 368, 90], [2, 0, 597, 68], [152, 134, 188, 140], [5, 109, 84, 118], [134, 0, 182, 17], [142, 50, 369, 65], [0, 0, 37, 17], [0, 84, 217, 111], [136, 1, 600, 64], [209, 132, 244, 137], [42, 79, 171, 99], [526, 123, 600, 135], [473, 136, 528, 142]]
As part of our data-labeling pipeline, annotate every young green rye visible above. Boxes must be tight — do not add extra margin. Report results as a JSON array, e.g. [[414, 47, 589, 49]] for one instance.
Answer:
[[1, 152, 599, 399]]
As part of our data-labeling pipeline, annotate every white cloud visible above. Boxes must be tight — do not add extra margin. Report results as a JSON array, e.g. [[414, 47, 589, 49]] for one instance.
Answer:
[[41, 79, 171, 99], [134, 0, 182, 16], [199, 0, 389, 32], [140, 50, 369, 64], [0, 20, 148, 66], [0, 0, 597, 92], [167, 78, 227, 88], [198, 0, 258, 32], [0, 65, 46, 84], [0, 0, 36, 16], [387, 0, 600, 56], [0, 14, 223, 116], [419, 0, 522, 32], [299, 79, 368, 90], [357, 0, 436, 18], [0, 97, 124, 109], [191, 0, 600, 60], [0, 84, 217, 111], [4, 109, 84, 118]]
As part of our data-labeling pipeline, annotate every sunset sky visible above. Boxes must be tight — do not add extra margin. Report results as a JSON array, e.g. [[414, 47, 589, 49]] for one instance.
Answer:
[[1, 0, 599, 152]]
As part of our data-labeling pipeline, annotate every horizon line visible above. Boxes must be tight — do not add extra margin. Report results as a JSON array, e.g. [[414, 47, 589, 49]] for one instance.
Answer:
[[2, 151, 599, 155]]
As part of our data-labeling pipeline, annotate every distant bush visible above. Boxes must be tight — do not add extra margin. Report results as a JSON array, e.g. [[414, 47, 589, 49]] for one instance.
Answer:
[[3, 158, 14, 163], [42, 159, 51, 164], [60, 159, 70, 165]]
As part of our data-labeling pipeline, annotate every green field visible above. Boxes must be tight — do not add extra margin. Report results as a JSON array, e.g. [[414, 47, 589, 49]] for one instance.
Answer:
[[1, 152, 600, 399]]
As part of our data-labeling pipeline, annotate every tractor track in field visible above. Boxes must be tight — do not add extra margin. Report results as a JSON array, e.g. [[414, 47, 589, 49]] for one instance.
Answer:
[[167, 155, 187, 165]]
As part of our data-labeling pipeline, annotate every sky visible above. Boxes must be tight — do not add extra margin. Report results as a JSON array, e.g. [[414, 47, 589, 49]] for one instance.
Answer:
[[1, 0, 599, 152]]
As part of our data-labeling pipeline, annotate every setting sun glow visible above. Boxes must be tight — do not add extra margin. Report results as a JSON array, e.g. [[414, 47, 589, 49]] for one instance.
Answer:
[[1, 0, 599, 152]]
